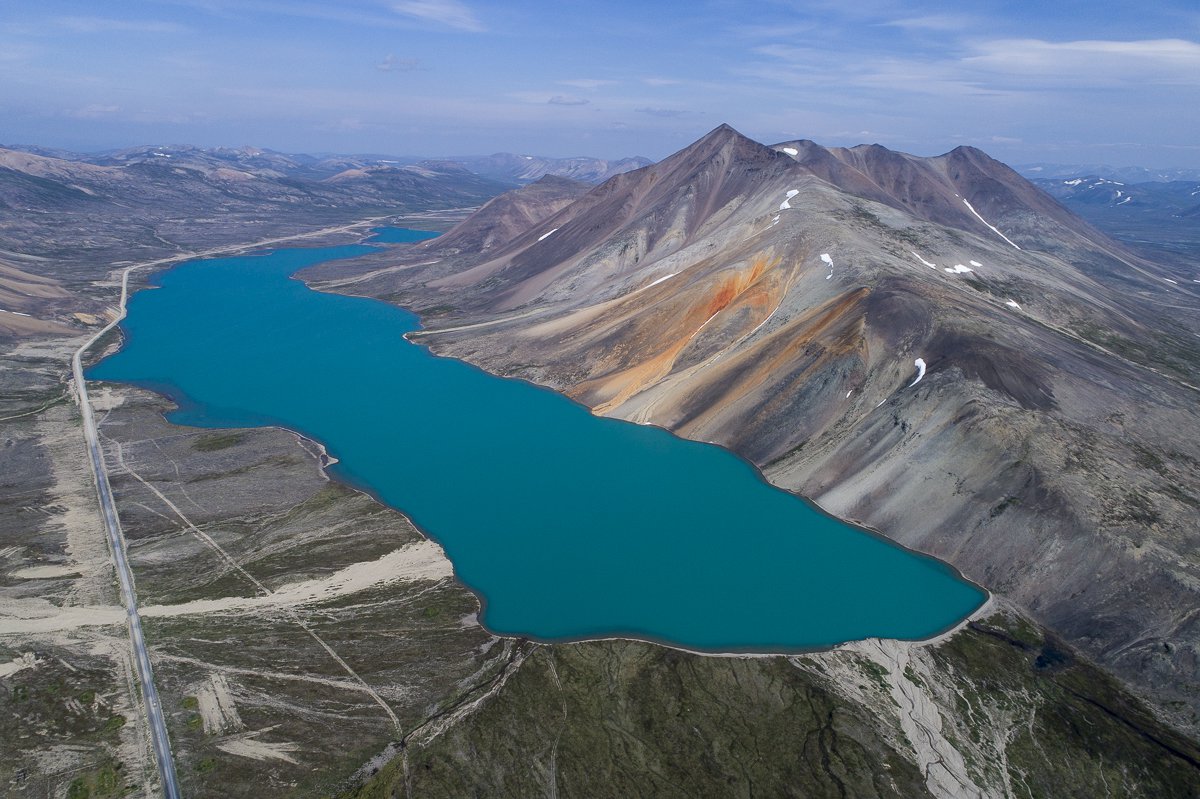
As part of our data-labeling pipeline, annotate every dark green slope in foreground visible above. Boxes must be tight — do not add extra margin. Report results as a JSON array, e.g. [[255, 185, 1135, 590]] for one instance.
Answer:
[[345, 616, 1200, 798]]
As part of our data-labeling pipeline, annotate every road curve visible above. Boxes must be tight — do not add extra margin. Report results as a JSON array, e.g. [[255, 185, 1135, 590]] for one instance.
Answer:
[[71, 217, 391, 798]]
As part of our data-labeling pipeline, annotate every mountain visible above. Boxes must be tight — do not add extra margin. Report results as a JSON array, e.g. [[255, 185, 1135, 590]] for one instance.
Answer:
[[447, 152, 654, 184], [1031, 175, 1200, 269], [1017, 162, 1200, 184], [420, 174, 593, 256], [311, 123, 1200, 756], [0, 145, 512, 302]]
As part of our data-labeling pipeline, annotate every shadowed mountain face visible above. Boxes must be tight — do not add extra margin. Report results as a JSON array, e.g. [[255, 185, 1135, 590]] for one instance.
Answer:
[[311, 124, 1200, 737]]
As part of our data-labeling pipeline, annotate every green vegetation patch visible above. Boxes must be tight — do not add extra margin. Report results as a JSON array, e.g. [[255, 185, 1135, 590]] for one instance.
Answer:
[[192, 431, 247, 452], [64, 760, 124, 799]]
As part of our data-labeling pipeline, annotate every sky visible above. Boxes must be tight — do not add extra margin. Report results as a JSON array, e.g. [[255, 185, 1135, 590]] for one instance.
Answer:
[[3, 0, 1200, 167]]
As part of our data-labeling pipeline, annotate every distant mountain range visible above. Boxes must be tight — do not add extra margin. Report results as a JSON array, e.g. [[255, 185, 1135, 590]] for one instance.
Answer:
[[2, 143, 653, 186], [444, 152, 654, 185], [1017, 162, 1200, 183], [0, 143, 513, 278], [1028, 174, 1200, 266]]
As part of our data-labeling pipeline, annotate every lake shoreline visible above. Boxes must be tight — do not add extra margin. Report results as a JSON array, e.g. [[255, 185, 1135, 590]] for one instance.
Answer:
[[91, 224, 993, 652]]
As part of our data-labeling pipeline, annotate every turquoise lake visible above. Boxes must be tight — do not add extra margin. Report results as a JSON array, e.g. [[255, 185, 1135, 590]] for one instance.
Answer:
[[89, 231, 986, 652]]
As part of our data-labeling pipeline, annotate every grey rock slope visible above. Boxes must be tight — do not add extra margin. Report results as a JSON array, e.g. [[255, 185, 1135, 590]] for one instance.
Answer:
[[312, 124, 1200, 742]]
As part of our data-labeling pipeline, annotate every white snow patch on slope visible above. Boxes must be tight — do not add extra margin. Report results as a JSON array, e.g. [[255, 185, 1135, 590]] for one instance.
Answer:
[[911, 251, 937, 268], [962, 199, 1021, 250], [0, 309, 32, 317], [537, 227, 559, 242], [944, 264, 973, 274], [0, 652, 37, 678], [1117, 196, 1132, 205], [647, 273, 677, 288], [1164, 278, 1178, 285], [821, 253, 834, 280], [1006, 300, 1022, 309], [782, 147, 799, 156], [846, 389, 853, 398], [909, 357, 926, 387], [1063, 178, 1084, 186], [969, 260, 982, 267], [779, 189, 800, 210]]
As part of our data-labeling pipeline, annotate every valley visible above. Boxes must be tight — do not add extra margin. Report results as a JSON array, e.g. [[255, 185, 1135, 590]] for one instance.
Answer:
[[2, 127, 1199, 798]]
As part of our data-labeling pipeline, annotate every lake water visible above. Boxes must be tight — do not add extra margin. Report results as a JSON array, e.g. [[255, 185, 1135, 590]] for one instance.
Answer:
[[89, 231, 985, 652]]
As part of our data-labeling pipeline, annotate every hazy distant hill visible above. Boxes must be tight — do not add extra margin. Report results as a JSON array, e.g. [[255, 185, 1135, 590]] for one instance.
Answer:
[[1031, 175, 1200, 267], [1017, 162, 1200, 183], [3, 143, 655, 186], [0, 144, 511, 276], [446, 152, 654, 184]]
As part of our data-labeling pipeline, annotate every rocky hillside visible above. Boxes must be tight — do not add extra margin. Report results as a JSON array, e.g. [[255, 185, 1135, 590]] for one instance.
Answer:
[[0, 145, 510, 287]]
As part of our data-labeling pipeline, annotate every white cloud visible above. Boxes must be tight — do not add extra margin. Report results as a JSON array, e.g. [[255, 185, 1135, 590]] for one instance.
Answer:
[[635, 107, 688, 118], [66, 104, 120, 119], [376, 54, 424, 72], [558, 79, 616, 89], [548, 95, 589, 106], [55, 16, 185, 34], [391, 0, 483, 32], [964, 39, 1200, 87], [883, 15, 974, 32]]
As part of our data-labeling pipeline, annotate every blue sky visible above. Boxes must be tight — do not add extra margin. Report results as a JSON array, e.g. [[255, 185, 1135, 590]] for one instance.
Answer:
[[3, 0, 1200, 166]]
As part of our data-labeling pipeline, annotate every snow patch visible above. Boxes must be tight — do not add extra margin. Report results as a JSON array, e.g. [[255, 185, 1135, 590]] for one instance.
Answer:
[[782, 147, 798, 156], [845, 389, 853, 398], [0, 309, 32, 317], [0, 652, 37, 678], [944, 264, 973, 274], [969, 260, 982, 267], [1117, 196, 1132, 205], [647, 273, 677, 288], [1063, 178, 1084, 186], [779, 189, 800, 210], [1164, 278, 1178, 285], [537, 227, 559, 242], [909, 357, 926, 387], [1006, 299, 1022, 309], [962, 199, 1021, 250], [821, 252, 834, 280], [911, 251, 937, 268]]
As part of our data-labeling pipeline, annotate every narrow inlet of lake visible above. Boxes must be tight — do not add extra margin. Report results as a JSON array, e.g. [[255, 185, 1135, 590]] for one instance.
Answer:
[[89, 231, 986, 652]]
